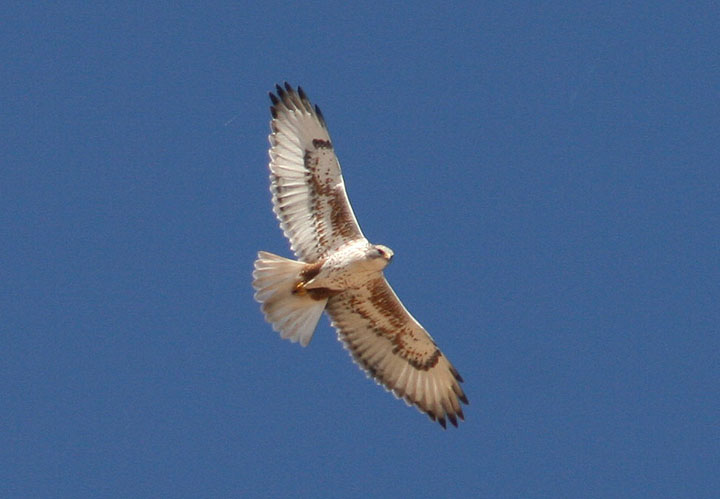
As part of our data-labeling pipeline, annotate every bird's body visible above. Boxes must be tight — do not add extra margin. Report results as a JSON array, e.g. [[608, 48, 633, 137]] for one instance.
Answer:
[[302, 240, 392, 291], [253, 84, 468, 428]]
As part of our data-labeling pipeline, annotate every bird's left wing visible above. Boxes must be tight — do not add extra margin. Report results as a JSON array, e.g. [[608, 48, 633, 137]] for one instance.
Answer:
[[326, 277, 468, 428], [268, 83, 365, 262]]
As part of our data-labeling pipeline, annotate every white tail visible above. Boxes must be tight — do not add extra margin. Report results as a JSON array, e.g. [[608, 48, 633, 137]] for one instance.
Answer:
[[252, 251, 327, 346]]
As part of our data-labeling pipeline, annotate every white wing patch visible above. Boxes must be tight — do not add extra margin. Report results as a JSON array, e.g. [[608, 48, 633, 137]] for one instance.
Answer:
[[268, 84, 365, 262]]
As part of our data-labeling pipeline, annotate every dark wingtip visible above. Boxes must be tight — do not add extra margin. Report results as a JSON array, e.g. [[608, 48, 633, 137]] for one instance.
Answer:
[[459, 393, 469, 405], [297, 86, 311, 111], [448, 413, 459, 427], [269, 91, 279, 119], [315, 104, 326, 126], [451, 366, 464, 383], [270, 83, 325, 126], [438, 416, 447, 429]]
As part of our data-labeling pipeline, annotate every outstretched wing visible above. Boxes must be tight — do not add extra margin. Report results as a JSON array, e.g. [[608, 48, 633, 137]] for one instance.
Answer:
[[326, 277, 468, 428], [268, 83, 365, 262]]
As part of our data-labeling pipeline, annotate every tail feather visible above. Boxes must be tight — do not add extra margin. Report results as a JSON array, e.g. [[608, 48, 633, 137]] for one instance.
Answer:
[[252, 251, 327, 346]]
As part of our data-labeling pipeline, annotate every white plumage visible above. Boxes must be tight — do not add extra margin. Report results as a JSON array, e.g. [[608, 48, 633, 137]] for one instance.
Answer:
[[252, 84, 468, 428]]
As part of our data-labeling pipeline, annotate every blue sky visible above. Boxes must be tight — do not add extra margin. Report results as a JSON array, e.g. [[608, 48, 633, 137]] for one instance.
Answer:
[[2, 2, 719, 497]]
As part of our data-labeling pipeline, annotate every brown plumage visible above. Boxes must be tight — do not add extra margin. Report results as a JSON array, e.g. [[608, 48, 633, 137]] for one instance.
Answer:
[[253, 83, 468, 428]]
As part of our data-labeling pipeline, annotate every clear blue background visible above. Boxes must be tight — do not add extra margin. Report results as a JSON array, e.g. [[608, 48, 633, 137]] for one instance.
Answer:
[[3, 2, 718, 497]]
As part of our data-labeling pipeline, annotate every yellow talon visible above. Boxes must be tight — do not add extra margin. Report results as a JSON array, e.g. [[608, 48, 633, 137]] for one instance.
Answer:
[[293, 281, 307, 296]]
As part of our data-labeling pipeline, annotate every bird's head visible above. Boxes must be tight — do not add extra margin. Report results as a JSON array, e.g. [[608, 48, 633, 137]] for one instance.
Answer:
[[371, 244, 394, 267]]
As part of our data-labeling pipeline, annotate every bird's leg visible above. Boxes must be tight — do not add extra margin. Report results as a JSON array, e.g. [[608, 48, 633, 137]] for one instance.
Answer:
[[293, 260, 324, 296], [293, 281, 308, 296]]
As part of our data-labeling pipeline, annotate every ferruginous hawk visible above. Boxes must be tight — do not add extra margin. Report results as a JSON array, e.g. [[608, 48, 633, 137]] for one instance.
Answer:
[[252, 83, 468, 428]]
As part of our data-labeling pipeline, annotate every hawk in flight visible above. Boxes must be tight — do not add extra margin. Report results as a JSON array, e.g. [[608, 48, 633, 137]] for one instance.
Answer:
[[252, 84, 468, 427]]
